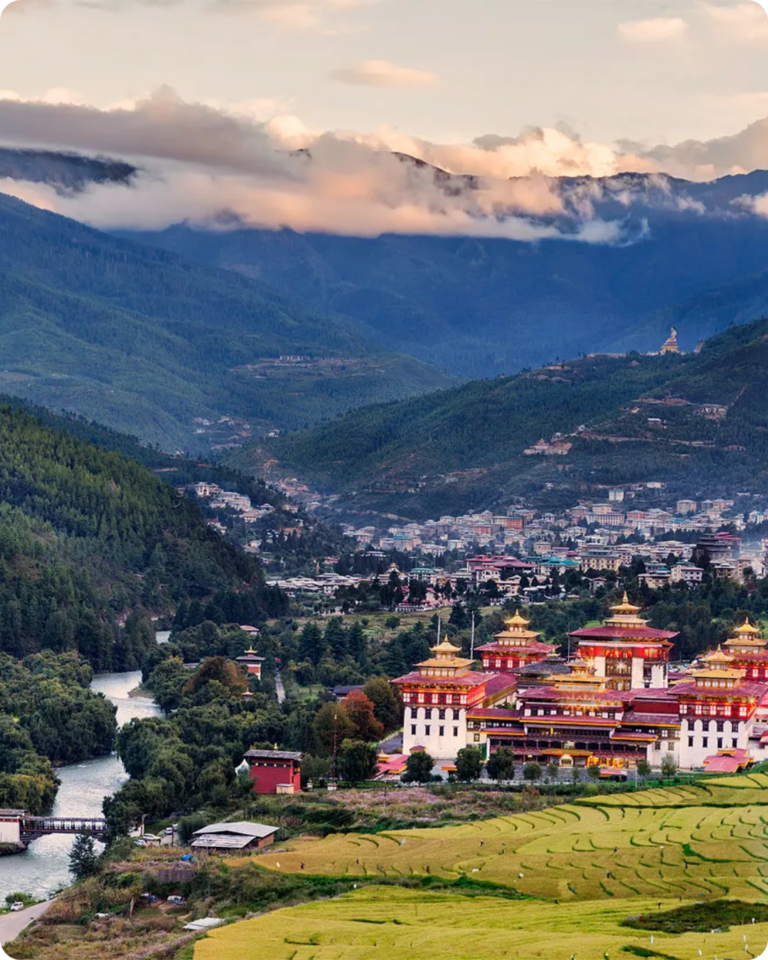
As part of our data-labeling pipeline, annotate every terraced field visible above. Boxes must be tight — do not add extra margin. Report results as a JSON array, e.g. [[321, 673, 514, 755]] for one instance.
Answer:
[[254, 776, 768, 901], [196, 886, 768, 960], [197, 776, 768, 959]]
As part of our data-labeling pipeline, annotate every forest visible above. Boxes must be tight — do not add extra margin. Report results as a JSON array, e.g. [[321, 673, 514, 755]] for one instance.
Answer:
[[0, 652, 117, 815], [0, 403, 265, 668]]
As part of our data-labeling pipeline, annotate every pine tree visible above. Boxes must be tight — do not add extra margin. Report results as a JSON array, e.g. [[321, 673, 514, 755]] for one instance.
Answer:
[[69, 832, 99, 881]]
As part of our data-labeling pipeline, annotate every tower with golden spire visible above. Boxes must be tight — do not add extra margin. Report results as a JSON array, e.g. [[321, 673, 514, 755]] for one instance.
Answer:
[[568, 592, 678, 691], [475, 609, 557, 672]]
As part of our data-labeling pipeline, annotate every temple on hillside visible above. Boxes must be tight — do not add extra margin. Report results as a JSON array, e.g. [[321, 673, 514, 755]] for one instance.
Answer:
[[236, 647, 265, 680], [660, 327, 680, 354], [569, 593, 677, 690], [475, 611, 557, 672], [391, 639, 515, 759], [724, 619, 768, 681]]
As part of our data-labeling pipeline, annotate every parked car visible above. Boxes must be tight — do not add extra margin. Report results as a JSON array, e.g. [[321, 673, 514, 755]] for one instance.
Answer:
[[133, 839, 146, 847], [167, 896, 187, 905], [10, 902, 25, 912], [142, 833, 161, 842], [163, 826, 174, 835]]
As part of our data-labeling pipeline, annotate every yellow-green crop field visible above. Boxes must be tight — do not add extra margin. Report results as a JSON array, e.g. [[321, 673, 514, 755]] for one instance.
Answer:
[[196, 887, 768, 960], [196, 775, 768, 959]]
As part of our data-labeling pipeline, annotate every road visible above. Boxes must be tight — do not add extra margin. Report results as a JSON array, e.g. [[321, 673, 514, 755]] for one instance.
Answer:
[[275, 670, 286, 704], [0, 899, 53, 948]]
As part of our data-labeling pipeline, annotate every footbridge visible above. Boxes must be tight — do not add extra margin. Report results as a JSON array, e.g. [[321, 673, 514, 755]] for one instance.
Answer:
[[0, 809, 108, 845], [20, 816, 109, 842]]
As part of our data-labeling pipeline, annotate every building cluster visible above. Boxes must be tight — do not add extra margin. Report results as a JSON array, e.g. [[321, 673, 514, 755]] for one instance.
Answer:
[[391, 600, 768, 774]]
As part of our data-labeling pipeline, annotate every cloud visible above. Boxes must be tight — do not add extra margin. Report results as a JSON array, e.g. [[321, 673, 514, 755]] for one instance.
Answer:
[[330, 59, 437, 89], [703, 2, 768, 41], [618, 16, 689, 43], [3, 88, 768, 242]]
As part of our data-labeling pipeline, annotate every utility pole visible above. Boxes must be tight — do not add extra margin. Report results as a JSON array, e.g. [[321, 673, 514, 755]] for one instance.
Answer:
[[332, 708, 339, 780]]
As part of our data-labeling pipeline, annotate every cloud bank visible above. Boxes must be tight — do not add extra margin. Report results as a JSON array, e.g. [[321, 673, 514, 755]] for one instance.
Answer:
[[3, 88, 768, 241]]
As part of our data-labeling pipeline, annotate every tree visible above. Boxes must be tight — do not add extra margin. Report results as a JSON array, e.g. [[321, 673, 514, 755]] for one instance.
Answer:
[[338, 740, 379, 782], [343, 690, 384, 742], [455, 746, 483, 782], [312, 702, 355, 757], [636, 759, 652, 779], [362, 677, 402, 732], [587, 764, 603, 780], [69, 832, 99, 881], [523, 761, 542, 782], [660, 754, 678, 778], [401, 749, 434, 783], [546, 762, 559, 780], [486, 747, 515, 782]]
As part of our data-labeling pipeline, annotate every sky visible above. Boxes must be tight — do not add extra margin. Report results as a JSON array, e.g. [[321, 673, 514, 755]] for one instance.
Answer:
[[2, 0, 768, 237]]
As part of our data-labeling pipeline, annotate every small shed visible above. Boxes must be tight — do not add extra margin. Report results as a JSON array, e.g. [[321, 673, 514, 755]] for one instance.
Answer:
[[191, 821, 278, 853]]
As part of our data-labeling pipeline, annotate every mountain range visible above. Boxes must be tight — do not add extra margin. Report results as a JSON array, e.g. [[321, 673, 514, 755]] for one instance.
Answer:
[[0, 189, 451, 451], [240, 319, 768, 519], [4, 152, 768, 462]]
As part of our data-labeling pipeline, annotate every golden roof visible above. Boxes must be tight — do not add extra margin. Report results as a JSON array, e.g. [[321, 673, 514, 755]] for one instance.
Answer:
[[725, 635, 766, 649], [702, 645, 735, 665], [691, 667, 744, 681], [609, 591, 641, 616], [506, 610, 531, 628], [431, 639, 462, 655], [735, 618, 760, 636]]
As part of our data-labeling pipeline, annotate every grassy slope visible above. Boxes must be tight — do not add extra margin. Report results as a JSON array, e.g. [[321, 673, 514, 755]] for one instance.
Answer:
[[197, 774, 768, 960], [243, 318, 768, 515]]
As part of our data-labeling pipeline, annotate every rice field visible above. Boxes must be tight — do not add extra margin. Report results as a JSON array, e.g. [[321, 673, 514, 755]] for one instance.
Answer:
[[252, 776, 768, 902], [195, 886, 768, 960], [197, 775, 768, 959]]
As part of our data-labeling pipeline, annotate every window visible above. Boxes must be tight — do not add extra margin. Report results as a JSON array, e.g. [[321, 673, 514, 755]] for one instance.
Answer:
[[439, 709, 446, 720], [454, 728, 459, 737], [717, 738, 723, 749], [473, 733, 480, 742], [702, 737, 708, 748], [688, 736, 694, 747], [732, 738, 739, 748], [668, 741, 675, 751], [655, 741, 661, 751], [425, 725, 431, 736], [439, 726, 445, 737]]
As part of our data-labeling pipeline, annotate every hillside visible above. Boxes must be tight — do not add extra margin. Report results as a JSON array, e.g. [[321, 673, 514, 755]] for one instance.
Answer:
[[0, 193, 453, 451], [0, 402, 259, 670], [238, 319, 768, 517], [120, 169, 768, 378]]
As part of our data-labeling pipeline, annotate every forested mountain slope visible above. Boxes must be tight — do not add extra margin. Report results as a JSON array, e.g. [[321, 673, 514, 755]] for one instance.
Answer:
[[240, 319, 768, 517], [0, 403, 258, 669], [0, 194, 452, 450]]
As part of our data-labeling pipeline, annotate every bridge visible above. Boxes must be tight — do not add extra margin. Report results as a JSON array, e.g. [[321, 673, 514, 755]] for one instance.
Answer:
[[19, 816, 109, 842]]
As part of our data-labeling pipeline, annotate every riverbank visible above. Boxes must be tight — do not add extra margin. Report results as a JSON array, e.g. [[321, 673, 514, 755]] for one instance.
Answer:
[[0, 672, 160, 905]]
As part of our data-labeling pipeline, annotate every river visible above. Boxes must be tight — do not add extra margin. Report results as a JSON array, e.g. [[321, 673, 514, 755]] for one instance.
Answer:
[[0, 671, 161, 903]]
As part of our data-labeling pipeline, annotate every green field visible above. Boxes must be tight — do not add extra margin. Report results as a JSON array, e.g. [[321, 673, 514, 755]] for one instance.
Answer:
[[195, 775, 768, 959]]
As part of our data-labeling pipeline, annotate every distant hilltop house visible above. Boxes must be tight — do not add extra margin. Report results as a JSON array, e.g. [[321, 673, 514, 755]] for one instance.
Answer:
[[524, 438, 573, 456], [243, 749, 302, 795]]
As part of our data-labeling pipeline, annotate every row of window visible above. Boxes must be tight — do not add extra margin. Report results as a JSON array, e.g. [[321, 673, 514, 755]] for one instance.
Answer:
[[407, 707, 461, 721], [403, 692, 467, 705], [687, 736, 738, 750], [410, 725, 460, 738]]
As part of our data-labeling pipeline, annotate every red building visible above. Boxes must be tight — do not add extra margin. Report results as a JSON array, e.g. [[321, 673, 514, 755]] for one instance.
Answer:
[[236, 647, 265, 680], [569, 593, 677, 690], [244, 749, 301, 794], [724, 619, 768, 681], [476, 611, 557, 672]]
